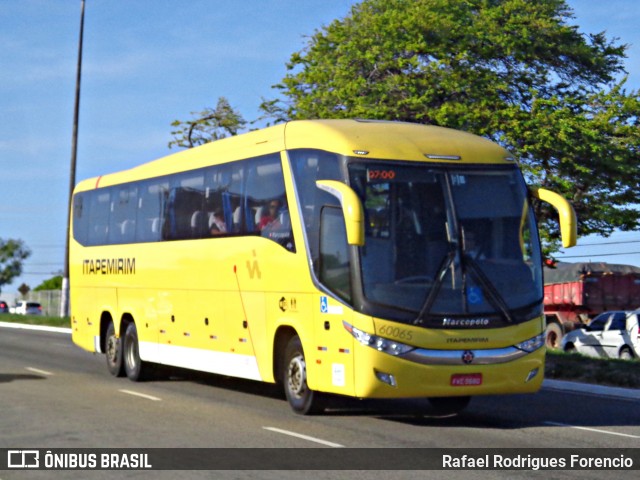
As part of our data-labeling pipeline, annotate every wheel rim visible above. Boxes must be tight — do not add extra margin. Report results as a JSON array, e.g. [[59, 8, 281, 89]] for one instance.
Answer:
[[106, 335, 118, 364], [287, 354, 307, 399]]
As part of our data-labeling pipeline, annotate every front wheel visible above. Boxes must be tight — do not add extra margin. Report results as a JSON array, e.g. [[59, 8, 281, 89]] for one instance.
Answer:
[[283, 335, 325, 415], [123, 322, 152, 381], [105, 321, 124, 377]]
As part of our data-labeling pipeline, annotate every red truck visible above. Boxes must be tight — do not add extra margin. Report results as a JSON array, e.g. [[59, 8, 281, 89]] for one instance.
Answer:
[[544, 262, 640, 347]]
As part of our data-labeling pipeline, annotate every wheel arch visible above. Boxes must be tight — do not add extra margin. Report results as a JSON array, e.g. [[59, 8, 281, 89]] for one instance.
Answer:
[[99, 311, 114, 354], [272, 325, 299, 385], [119, 312, 135, 336]]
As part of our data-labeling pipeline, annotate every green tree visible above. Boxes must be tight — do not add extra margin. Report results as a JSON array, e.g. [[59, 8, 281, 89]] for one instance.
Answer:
[[0, 238, 30, 294], [264, 0, 640, 250], [169, 96, 247, 149], [34, 274, 63, 291]]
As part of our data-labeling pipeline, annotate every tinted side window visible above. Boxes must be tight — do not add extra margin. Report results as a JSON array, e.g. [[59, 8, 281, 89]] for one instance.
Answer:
[[289, 149, 342, 274], [608, 312, 627, 331], [164, 171, 206, 240], [109, 185, 138, 244], [588, 313, 609, 332], [87, 190, 111, 246], [136, 180, 168, 242], [320, 206, 351, 302], [245, 154, 294, 251], [72, 194, 89, 245], [72, 154, 295, 248]]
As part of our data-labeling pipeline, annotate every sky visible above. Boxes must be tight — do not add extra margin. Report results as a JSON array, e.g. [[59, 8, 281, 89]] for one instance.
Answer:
[[0, 0, 639, 296]]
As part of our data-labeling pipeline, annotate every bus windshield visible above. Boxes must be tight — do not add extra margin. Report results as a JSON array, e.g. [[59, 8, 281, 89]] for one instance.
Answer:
[[349, 162, 542, 324]]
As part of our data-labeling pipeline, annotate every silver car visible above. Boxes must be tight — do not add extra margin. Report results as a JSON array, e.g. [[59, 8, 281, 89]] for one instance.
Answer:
[[561, 310, 639, 360]]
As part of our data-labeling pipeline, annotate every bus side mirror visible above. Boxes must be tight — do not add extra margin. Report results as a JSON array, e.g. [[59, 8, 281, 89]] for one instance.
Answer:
[[530, 187, 577, 248], [316, 180, 365, 246]]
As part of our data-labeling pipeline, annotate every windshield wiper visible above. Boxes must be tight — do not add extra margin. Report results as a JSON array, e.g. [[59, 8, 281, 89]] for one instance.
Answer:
[[414, 248, 456, 325], [463, 255, 514, 324]]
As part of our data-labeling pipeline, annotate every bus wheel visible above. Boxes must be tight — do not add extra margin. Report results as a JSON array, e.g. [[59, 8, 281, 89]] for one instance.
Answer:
[[545, 322, 563, 349], [123, 322, 151, 381], [105, 321, 124, 377], [283, 335, 324, 415], [427, 396, 471, 416]]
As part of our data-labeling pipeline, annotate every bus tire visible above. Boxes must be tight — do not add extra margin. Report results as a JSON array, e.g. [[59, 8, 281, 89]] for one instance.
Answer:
[[428, 396, 471, 415], [105, 321, 124, 377], [283, 335, 324, 415], [545, 322, 563, 349], [123, 322, 152, 382]]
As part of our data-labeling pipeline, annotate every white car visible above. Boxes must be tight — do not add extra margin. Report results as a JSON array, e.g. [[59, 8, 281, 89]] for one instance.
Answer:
[[11, 301, 43, 316], [561, 310, 639, 360]]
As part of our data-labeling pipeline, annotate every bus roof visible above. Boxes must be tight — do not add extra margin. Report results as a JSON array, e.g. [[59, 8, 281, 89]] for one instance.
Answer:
[[75, 119, 513, 192]]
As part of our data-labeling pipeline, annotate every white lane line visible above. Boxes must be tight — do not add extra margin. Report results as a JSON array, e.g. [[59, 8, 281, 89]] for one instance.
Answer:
[[544, 421, 640, 439], [263, 427, 344, 448], [25, 367, 53, 376], [0, 321, 72, 334], [119, 389, 162, 402]]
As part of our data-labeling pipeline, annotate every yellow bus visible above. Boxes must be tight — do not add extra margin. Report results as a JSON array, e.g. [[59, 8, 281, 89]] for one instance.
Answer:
[[70, 119, 576, 414]]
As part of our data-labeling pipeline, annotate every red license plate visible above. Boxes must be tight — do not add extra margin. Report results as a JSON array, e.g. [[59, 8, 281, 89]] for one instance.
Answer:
[[450, 373, 483, 386]]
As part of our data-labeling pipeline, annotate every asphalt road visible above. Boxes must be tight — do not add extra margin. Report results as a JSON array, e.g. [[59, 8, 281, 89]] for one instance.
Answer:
[[0, 325, 638, 480]]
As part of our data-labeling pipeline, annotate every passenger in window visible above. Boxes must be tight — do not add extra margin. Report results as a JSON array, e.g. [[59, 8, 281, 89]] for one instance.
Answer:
[[258, 200, 281, 230], [210, 209, 227, 235]]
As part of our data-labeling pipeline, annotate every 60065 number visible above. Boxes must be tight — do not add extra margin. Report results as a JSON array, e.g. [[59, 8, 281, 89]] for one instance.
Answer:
[[377, 325, 413, 342]]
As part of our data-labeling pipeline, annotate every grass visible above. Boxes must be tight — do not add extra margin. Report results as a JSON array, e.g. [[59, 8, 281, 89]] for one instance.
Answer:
[[2, 314, 638, 389], [0, 314, 71, 328], [545, 350, 640, 389]]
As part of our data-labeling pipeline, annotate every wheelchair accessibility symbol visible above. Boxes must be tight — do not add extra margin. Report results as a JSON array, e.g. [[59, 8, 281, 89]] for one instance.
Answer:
[[320, 296, 329, 313], [466, 287, 484, 305]]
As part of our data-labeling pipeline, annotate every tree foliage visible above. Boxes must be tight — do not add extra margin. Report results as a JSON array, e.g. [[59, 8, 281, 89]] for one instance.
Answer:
[[264, 0, 640, 250], [34, 275, 63, 291], [0, 238, 30, 293], [169, 97, 247, 149]]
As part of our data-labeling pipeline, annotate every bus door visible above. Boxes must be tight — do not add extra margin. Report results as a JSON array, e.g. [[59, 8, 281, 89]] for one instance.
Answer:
[[311, 205, 356, 395]]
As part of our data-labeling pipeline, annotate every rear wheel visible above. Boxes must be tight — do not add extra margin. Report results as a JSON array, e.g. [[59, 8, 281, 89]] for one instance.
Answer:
[[123, 322, 152, 381], [545, 322, 563, 349], [619, 346, 634, 360], [428, 396, 471, 416], [105, 321, 124, 377], [283, 335, 325, 415]]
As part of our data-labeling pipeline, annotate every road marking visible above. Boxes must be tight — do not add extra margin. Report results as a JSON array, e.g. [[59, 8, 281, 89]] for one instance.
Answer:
[[263, 427, 344, 447], [0, 321, 72, 334], [119, 389, 162, 402], [25, 367, 53, 376], [544, 421, 640, 439]]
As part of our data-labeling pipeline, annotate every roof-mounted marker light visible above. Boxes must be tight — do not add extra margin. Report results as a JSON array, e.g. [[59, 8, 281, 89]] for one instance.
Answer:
[[353, 150, 370, 156], [424, 154, 462, 161]]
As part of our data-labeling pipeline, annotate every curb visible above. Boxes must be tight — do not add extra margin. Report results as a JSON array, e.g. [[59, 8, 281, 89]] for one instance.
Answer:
[[543, 378, 640, 401]]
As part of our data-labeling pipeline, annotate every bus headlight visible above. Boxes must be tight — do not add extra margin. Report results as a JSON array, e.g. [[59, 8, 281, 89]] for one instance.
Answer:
[[515, 333, 545, 353], [343, 321, 415, 356]]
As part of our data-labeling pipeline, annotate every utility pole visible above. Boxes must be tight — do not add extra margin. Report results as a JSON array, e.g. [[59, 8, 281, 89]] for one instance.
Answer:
[[60, 0, 85, 318]]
